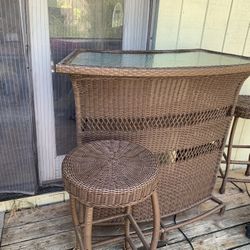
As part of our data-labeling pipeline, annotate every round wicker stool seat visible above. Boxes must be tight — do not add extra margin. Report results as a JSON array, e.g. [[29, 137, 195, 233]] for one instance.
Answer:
[[63, 140, 158, 207], [62, 140, 160, 250], [234, 95, 250, 119]]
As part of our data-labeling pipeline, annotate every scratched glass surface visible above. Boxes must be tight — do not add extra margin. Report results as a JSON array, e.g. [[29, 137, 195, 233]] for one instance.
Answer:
[[69, 51, 250, 68]]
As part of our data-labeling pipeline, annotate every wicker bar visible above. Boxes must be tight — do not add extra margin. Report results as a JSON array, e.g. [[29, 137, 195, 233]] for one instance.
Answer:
[[57, 49, 250, 225]]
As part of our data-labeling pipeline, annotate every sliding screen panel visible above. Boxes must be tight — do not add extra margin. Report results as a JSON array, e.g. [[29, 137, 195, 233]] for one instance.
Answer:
[[0, 0, 37, 194]]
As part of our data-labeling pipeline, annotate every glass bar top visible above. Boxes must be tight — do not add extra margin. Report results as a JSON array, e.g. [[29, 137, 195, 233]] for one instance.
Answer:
[[67, 50, 250, 69]]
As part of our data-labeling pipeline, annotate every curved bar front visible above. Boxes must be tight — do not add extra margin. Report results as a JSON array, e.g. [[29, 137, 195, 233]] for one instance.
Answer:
[[57, 49, 250, 223]]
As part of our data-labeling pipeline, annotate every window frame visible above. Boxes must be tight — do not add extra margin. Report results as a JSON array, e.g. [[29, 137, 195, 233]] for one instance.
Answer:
[[28, 0, 157, 183]]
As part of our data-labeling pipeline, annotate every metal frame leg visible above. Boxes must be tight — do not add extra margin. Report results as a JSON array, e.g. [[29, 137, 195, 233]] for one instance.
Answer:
[[124, 206, 132, 249], [220, 117, 239, 194], [79, 201, 85, 249], [123, 191, 161, 250], [219, 152, 227, 178], [245, 154, 250, 176], [70, 196, 84, 250], [83, 206, 94, 250], [150, 191, 160, 250], [70, 192, 160, 250]]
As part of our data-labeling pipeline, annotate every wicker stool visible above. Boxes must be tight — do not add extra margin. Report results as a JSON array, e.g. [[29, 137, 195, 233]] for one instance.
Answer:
[[62, 140, 160, 250], [220, 95, 250, 194]]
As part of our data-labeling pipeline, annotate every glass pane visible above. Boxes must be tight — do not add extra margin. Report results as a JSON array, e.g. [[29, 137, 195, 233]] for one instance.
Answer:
[[48, 0, 123, 155], [0, 0, 37, 194], [67, 51, 250, 68]]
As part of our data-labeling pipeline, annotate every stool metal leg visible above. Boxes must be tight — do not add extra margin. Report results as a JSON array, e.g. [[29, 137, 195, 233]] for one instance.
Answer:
[[124, 206, 132, 249], [150, 191, 160, 250], [78, 201, 85, 249], [84, 206, 94, 250], [70, 194, 160, 249], [220, 117, 239, 194], [70, 196, 84, 250], [245, 154, 250, 176]]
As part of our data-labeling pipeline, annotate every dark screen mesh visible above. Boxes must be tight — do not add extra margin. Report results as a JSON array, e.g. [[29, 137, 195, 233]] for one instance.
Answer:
[[0, 0, 37, 194]]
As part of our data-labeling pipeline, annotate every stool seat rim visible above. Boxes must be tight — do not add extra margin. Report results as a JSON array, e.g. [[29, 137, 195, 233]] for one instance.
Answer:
[[62, 140, 159, 207]]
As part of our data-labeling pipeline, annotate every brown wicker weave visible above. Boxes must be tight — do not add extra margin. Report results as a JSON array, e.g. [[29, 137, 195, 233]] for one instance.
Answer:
[[220, 95, 250, 193], [63, 140, 159, 207], [62, 140, 160, 249], [57, 49, 250, 228]]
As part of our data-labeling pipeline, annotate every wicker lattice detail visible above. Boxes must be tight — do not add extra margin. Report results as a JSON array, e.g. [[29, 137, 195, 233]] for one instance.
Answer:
[[157, 139, 224, 165], [81, 107, 231, 132]]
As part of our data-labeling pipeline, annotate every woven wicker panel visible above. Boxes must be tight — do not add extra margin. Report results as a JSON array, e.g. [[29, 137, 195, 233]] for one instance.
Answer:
[[71, 73, 248, 222]]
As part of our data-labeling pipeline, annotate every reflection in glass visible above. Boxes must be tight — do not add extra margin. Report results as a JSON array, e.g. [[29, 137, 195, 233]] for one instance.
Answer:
[[69, 51, 250, 68], [48, 0, 123, 155]]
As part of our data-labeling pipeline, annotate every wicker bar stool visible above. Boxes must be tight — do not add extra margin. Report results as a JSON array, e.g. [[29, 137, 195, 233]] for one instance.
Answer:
[[220, 95, 250, 194], [62, 140, 160, 249]]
